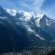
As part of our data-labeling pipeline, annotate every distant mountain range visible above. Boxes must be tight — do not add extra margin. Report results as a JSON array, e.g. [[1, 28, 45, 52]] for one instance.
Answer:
[[0, 6, 55, 53]]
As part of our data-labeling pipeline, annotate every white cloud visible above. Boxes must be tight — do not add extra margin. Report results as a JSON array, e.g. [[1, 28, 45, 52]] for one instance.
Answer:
[[17, 0, 45, 12], [28, 0, 44, 12], [0, 0, 45, 12]]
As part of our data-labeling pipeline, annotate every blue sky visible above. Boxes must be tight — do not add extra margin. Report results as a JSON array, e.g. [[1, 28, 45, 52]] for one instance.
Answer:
[[0, 0, 55, 19]]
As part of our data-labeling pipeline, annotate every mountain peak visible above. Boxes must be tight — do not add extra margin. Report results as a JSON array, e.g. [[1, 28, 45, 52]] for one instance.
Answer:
[[42, 15, 50, 20], [6, 9, 17, 16], [37, 14, 44, 19]]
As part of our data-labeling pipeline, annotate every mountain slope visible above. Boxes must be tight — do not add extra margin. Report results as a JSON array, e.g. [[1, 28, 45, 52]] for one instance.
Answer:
[[0, 6, 55, 53]]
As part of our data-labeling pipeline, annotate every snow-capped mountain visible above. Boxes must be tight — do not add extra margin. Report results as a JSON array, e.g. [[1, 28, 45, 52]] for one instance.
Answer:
[[1, 6, 55, 42], [6, 9, 36, 21], [0, 6, 55, 53]]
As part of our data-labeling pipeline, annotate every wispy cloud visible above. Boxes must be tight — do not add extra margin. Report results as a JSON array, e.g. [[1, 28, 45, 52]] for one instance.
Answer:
[[21, 0, 45, 12], [0, 0, 55, 19], [0, 0, 44, 12], [29, 0, 44, 11]]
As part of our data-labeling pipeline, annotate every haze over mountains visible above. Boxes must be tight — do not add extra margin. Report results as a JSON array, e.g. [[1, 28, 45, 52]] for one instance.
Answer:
[[0, 6, 55, 53]]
